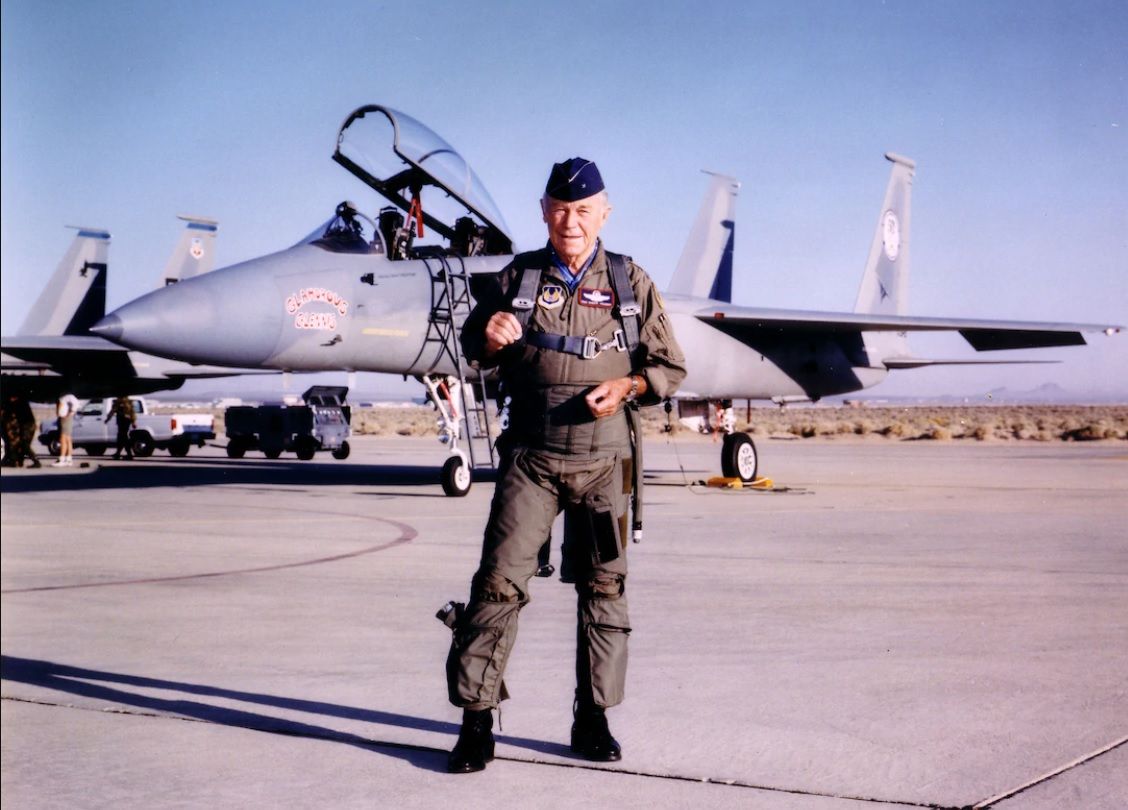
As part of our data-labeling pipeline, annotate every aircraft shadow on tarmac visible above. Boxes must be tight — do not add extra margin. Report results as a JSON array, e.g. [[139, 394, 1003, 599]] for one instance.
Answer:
[[0, 656, 570, 769], [0, 458, 498, 496]]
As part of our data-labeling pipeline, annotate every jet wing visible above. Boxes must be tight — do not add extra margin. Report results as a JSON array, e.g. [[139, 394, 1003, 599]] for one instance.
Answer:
[[2, 335, 278, 380], [881, 357, 1058, 369], [2, 335, 129, 354], [2, 335, 136, 378], [692, 304, 1122, 351]]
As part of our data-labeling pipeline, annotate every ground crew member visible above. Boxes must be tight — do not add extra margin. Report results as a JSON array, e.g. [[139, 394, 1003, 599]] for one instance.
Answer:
[[2, 394, 20, 466], [106, 395, 136, 459], [444, 157, 686, 773], [3, 393, 40, 468]]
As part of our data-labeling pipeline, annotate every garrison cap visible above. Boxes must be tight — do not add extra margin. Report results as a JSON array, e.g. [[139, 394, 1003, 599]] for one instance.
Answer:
[[545, 157, 605, 201]]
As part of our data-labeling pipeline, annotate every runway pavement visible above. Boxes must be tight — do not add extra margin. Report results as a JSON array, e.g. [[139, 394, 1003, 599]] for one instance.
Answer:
[[3, 435, 1126, 809]]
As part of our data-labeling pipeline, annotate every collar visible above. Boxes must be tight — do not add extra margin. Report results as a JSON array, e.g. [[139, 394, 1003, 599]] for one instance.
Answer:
[[547, 240, 601, 291]]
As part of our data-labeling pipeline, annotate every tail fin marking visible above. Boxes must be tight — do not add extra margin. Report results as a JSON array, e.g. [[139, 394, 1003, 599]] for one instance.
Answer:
[[161, 215, 218, 286]]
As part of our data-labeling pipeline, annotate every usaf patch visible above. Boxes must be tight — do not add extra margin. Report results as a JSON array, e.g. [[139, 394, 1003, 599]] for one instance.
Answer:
[[578, 287, 615, 308], [538, 282, 564, 309]]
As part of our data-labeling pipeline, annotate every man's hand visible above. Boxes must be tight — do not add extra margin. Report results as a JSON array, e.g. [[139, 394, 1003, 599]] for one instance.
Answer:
[[484, 312, 523, 356], [585, 375, 644, 419]]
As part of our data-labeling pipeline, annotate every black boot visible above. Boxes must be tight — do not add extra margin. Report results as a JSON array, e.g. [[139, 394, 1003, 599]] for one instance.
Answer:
[[447, 709, 495, 773], [570, 703, 621, 761]]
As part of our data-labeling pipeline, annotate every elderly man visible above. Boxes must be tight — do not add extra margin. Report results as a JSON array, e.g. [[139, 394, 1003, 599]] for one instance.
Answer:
[[444, 158, 686, 773]]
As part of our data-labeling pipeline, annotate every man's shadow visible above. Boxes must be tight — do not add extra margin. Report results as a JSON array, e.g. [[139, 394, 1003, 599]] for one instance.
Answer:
[[1, 656, 569, 770]]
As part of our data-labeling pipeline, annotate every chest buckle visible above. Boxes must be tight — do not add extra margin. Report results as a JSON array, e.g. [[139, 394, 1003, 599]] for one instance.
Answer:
[[581, 329, 628, 359]]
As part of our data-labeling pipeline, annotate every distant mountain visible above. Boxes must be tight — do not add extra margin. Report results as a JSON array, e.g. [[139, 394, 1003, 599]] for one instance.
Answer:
[[834, 382, 1126, 406]]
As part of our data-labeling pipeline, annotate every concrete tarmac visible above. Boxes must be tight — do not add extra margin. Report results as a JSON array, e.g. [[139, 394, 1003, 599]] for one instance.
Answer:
[[3, 435, 1126, 809]]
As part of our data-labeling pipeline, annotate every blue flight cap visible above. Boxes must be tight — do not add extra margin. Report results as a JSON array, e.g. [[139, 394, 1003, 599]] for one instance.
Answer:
[[545, 157, 605, 201]]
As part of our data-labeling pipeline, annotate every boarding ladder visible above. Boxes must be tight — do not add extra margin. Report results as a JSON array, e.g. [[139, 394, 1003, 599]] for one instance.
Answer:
[[416, 249, 498, 484]]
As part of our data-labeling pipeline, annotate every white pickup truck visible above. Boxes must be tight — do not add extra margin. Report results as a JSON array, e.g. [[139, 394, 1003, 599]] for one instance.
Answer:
[[38, 397, 215, 458]]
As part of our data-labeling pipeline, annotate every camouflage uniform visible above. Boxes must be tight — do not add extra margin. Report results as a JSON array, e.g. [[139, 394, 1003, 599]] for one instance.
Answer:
[[108, 396, 136, 459], [447, 243, 686, 711], [2, 398, 22, 466], [2, 395, 40, 468]]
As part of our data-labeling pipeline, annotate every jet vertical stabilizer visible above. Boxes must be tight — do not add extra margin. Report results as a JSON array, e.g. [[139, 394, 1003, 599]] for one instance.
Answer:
[[855, 153, 913, 316], [854, 153, 914, 363], [162, 215, 219, 285], [668, 171, 740, 302], [17, 227, 111, 336]]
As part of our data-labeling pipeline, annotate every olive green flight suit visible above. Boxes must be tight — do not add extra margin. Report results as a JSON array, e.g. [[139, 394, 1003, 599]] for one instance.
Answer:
[[447, 243, 686, 711]]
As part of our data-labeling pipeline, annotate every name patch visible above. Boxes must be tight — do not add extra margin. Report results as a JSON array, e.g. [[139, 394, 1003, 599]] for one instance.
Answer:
[[578, 287, 615, 308]]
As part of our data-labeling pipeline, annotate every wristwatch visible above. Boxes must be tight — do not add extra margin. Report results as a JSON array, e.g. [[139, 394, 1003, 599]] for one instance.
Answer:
[[624, 375, 640, 403]]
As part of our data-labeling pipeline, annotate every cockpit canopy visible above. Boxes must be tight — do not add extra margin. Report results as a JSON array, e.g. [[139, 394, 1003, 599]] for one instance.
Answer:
[[332, 105, 513, 256]]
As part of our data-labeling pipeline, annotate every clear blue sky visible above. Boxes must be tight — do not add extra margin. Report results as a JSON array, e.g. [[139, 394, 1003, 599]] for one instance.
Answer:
[[3, 0, 1125, 399]]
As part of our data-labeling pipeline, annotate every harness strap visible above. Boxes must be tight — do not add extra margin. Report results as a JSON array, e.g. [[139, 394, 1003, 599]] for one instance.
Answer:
[[525, 328, 628, 359], [510, 262, 542, 333], [508, 250, 641, 362], [605, 252, 641, 361]]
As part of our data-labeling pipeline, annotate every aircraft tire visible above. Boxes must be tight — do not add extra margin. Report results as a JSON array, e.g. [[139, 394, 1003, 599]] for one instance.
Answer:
[[441, 455, 472, 497], [331, 441, 351, 460], [721, 432, 758, 483]]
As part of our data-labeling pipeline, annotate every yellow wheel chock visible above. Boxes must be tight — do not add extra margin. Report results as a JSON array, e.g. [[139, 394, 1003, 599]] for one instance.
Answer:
[[705, 476, 774, 490]]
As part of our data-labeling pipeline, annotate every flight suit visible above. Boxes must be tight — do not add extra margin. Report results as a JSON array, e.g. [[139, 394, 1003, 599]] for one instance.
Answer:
[[447, 243, 686, 711]]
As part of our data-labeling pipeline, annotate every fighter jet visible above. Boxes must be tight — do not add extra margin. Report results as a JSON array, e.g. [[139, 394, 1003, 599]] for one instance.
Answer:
[[1, 215, 273, 402], [91, 105, 1121, 493]]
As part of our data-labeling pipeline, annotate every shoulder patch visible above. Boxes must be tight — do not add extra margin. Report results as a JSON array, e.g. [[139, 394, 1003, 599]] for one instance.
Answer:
[[538, 282, 564, 310]]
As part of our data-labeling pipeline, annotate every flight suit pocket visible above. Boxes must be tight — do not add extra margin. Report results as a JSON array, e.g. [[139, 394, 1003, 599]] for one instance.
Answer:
[[577, 494, 621, 564]]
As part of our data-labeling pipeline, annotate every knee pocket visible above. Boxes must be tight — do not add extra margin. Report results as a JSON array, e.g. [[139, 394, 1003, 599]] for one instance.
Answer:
[[472, 570, 525, 604], [581, 572, 625, 600]]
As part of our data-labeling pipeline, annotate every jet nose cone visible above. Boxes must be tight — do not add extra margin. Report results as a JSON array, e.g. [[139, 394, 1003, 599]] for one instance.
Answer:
[[90, 314, 124, 342], [92, 264, 283, 366]]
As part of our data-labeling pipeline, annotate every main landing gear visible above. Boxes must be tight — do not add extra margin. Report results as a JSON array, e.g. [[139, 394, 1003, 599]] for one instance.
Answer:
[[720, 432, 759, 483]]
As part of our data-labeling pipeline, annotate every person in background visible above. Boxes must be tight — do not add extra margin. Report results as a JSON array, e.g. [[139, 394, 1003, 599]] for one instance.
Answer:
[[54, 392, 81, 466], [106, 395, 136, 460]]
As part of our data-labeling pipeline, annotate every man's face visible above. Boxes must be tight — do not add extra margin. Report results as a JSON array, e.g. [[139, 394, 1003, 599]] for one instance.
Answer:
[[542, 193, 611, 269]]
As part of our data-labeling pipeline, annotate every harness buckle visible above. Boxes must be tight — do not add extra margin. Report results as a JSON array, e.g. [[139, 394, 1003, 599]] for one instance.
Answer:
[[581, 330, 628, 359], [619, 304, 641, 318], [512, 297, 535, 311]]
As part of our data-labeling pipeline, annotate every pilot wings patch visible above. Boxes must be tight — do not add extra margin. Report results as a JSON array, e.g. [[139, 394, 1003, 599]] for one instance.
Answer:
[[578, 287, 615, 308]]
